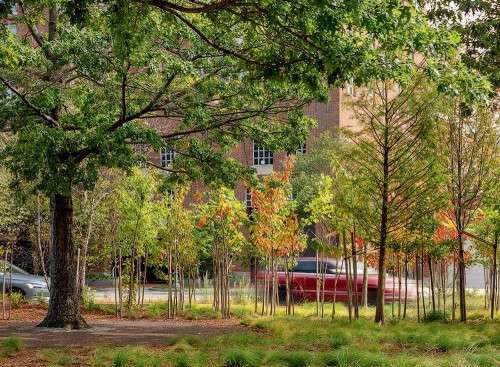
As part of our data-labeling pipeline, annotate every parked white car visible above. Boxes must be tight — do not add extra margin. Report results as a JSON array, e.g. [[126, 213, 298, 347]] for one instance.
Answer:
[[0, 260, 49, 299]]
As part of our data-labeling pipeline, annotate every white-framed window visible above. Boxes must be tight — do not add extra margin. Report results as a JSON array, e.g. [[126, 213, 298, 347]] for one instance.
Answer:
[[296, 142, 306, 155], [7, 24, 17, 34], [245, 188, 252, 211], [10, 3, 17, 15], [160, 147, 176, 168], [253, 141, 273, 165]]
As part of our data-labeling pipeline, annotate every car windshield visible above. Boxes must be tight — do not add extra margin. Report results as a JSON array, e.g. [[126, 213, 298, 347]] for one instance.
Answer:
[[0, 260, 30, 275], [292, 260, 378, 275]]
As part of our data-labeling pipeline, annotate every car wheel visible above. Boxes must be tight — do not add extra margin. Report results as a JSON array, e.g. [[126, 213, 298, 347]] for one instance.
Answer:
[[278, 286, 287, 305], [367, 290, 378, 305], [8, 287, 25, 296]]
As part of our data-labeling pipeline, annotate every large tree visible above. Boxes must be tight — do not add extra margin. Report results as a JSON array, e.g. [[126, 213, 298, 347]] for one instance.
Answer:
[[0, 0, 465, 328], [347, 74, 445, 323]]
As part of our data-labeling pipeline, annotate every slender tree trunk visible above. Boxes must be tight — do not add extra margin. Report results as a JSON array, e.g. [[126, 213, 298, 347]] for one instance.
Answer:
[[457, 232, 467, 322], [342, 231, 352, 322], [136, 256, 141, 306], [403, 252, 408, 319], [36, 194, 50, 289], [484, 265, 489, 310], [8, 244, 12, 319], [421, 247, 426, 319], [416, 254, 420, 322], [362, 242, 368, 308], [113, 244, 118, 317], [2, 247, 7, 320], [315, 250, 320, 317], [79, 208, 94, 296], [391, 255, 395, 318], [428, 255, 435, 312], [351, 227, 359, 319], [271, 252, 276, 316], [375, 123, 389, 324], [322, 250, 327, 318], [167, 248, 173, 318], [118, 248, 123, 318], [142, 252, 147, 306], [261, 257, 267, 315], [397, 253, 401, 318], [39, 194, 88, 329], [331, 257, 343, 320], [491, 231, 497, 319], [452, 252, 456, 321], [254, 258, 258, 313], [442, 261, 447, 320], [127, 247, 135, 310]]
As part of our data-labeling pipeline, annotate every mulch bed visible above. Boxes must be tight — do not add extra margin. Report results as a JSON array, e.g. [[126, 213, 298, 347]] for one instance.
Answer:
[[0, 304, 244, 349]]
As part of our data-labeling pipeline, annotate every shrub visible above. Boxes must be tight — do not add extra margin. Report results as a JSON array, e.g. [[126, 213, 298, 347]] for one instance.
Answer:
[[172, 341, 193, 353], [423, 310, 448, 322], [267, 351, 311, 367], [323, 347, 389, 367], [224, 349, 261, 367], [82, 286, 97, 311], [9, 291, 25, 309], [175, 354, 190, 367], [433, 335, 454, 352], [113, 350, 128, 367], [330, 331, 350, 349], [36, 292, 48, 307], [0, 336, 23, 357], [431, 335, 463, 352]]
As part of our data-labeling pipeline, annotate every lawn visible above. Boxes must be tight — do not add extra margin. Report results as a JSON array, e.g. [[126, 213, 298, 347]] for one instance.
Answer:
[[1, 296, 499, 367]]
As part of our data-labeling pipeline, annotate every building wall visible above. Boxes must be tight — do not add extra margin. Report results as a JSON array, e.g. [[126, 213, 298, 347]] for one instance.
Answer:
[[151, 87, 347, 206]]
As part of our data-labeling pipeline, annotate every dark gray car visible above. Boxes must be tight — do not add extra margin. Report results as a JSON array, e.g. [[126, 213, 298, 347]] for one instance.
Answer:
[[0, 260, 49, 299]]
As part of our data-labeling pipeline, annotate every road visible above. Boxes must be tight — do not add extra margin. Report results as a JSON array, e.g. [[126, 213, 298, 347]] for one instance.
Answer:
[[92, 284, 253, 304]]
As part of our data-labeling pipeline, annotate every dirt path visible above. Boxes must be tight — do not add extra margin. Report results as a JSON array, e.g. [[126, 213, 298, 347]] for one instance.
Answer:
[[0, 318, 242, 348], [0, 305, 243, 349]]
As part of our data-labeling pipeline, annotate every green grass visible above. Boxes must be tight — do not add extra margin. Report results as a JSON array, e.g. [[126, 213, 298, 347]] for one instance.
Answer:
[[18, 296, 500, 367], [80, 315, 500, 367], [38, 348, 76, 366], [0, 336, 23, 357], [224, 349, 261, 367]]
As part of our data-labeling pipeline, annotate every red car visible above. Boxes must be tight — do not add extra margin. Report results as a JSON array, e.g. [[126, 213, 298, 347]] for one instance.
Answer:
[[257, 257, 416, 304]]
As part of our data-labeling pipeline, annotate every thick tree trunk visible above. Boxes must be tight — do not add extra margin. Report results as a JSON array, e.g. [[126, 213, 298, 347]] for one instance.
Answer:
[[39, 194, 88, 329]]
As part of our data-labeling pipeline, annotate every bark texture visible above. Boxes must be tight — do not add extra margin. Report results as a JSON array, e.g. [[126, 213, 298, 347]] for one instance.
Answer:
[[38, 194, 88, 329]]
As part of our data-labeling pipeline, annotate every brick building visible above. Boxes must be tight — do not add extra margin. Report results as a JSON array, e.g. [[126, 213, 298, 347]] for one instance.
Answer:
[[152, 88, 360, 211]]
